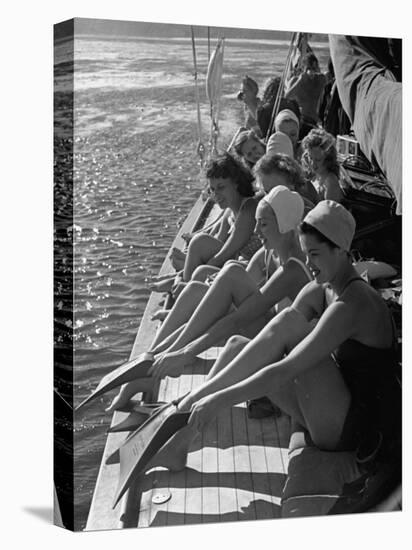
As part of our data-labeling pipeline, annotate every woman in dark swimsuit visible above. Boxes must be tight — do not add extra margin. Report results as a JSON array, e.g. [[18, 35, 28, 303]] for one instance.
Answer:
[[150, 200, 400, 471]]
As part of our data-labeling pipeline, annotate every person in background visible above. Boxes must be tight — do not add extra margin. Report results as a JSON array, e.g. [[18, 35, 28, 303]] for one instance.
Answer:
[[254, 152, 318, 210], [285, 53, 326, 139], [256, 76, 301, 139], [266, 131, 294, 158], [232, 129, 266, 169], [301, 128, 343, 202], [236, 75, 262, 136], [329, 34, 402, 214], [271, 109, 305, 161]]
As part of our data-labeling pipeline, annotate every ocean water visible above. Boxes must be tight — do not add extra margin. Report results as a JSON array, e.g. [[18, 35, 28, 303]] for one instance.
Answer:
[[54, 30, 329, 530]]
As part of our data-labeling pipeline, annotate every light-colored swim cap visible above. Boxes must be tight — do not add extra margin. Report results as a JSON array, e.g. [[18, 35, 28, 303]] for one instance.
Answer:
[[262, 185, 304, 233], [274, 109, 300, 130], [303, 200, 356, 251], [266, 131, 294, 157]]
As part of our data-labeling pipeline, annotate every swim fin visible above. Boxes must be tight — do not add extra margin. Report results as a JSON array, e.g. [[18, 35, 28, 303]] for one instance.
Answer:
[[107, 402, 164, 433], [75, 352, 154, 412], [112, 395, 190, 508]]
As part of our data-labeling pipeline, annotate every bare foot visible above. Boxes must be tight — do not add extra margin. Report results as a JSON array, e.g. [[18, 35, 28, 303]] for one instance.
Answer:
[[147, 272, 176, 283], [105, 378, 155, 413], [148, 277, 175, 293], [151, 309, 170, 322]]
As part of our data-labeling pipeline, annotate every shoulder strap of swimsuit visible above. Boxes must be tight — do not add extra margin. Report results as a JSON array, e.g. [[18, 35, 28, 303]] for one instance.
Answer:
[[339, 276, 366, 295], [286, 257, 313, 282]]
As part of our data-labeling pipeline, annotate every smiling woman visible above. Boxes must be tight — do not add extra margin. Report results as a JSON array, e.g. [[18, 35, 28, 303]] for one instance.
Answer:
[[107, 186, 311, 410], [165, 200, 400, 466], [180, 152, 260, 282]]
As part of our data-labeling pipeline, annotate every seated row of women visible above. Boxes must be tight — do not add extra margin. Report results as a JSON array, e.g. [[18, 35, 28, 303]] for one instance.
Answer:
[[106, 152, 400, 475]]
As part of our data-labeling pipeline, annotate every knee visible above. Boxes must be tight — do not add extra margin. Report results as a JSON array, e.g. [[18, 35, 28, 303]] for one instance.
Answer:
[[268, 307, 311, 343], [219, 261, 246, 283], [192, 265, 215, 282], [180, 280, 206, 298], [188, 232, 210, 250], [225, 334, 249, 353]]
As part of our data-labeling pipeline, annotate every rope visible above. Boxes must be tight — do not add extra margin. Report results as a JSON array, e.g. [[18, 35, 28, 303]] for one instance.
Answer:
[[265, 32, 299, 142], [191, 26, 206, 165]]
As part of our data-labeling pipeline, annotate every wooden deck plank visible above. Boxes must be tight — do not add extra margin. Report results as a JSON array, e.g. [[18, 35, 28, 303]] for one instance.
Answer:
[[164, 368, 194, 526], [244, 415, 279, 519], [215, 406, 239, 522], [231, 403, 257, 521], [183, 357, 207, 525], [260, 415, 289, 514], [136, 376, 172, 528]]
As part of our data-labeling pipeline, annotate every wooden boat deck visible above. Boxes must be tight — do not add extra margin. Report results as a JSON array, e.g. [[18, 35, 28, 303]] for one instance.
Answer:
[[85, 193, 402, 531], [132, 350, 290, 527], [85, 195, 291, 530]]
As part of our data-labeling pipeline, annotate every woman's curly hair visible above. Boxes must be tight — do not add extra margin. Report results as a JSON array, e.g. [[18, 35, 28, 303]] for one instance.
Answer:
[[253, 153, 306, 191], [301, 128, 340, 177], [206, 152, 256, 197]]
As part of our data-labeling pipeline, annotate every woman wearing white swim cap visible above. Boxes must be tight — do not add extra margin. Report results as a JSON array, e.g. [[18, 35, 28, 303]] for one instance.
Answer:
[[147, 200, 400, 471], [107, 186, 311, 412]]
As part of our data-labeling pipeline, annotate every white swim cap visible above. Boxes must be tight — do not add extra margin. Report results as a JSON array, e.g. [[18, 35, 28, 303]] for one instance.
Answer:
[[261, 185, 304, 233]]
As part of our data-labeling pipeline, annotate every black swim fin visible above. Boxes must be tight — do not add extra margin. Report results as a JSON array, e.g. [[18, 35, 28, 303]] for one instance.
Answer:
[[112, 395, 190, 508], [74, 352, 154, 412], [107, 402, 164, 433]]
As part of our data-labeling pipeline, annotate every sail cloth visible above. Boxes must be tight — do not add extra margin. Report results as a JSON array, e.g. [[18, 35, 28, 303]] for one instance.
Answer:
[[206, 38, 225, 156], [329, 34, 402, 214], [286, 33, 314, 89]]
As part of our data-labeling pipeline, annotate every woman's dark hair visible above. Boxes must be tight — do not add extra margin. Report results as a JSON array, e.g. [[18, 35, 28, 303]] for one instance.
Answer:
[[261, 76, 282, 104], [298, 221, 338, 249], [301, 128, 340, 177], [303, 52, 320, 72], [253, 153, 306, 191], [206, 152, 255, 197]]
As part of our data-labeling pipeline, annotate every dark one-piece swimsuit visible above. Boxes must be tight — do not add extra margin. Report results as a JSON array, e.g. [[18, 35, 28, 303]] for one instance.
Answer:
[[331, 277, 401, 462]]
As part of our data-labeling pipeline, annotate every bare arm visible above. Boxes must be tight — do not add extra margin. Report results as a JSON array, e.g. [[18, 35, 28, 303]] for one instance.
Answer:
[[165, 260, 311, 359], [323, 173, 344, 202], [207, 200, 257, 267], [245, 247, 276, 287], [188, 300, 357, 426], [213, 210, 231, 242]]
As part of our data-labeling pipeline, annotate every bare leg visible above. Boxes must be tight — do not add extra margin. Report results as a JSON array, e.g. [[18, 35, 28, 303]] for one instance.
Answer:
[[191, 264, 220, 282], [147, 309, 311, 469], [183, 233, 224, 281], [105, 377, 156, 413], [107, 282, 209, 410], [148, 335, 251, 471], [150, 281, 208, 350], [166, 262, 261, 353], [148, 276, 176, 293]]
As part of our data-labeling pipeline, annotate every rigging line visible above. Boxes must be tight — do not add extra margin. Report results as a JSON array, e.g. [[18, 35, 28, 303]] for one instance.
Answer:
[[208, 27, 211, 61], [191, 26, 206, 165], [266, 32, 299, 142]]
